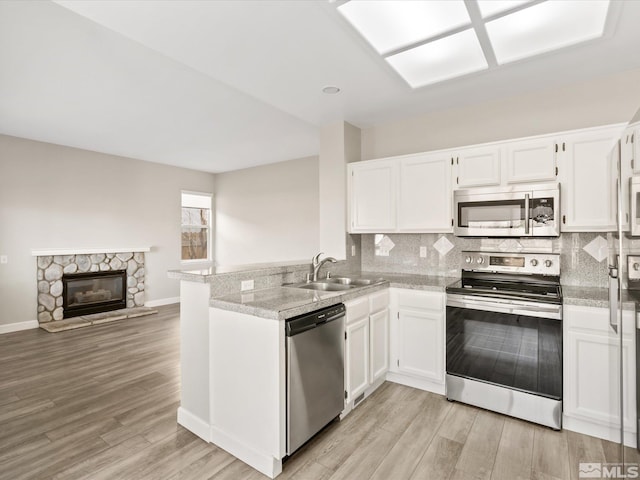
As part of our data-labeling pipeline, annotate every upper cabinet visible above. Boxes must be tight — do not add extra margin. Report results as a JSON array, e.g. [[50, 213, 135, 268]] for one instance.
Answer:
[[455, 146, 501, 188], [349, 123, 628, 234], [349, 160, 396, 233], [505, 138, 558, 184], [397, 153, 452, 232], [348, 152, 453, 234], [559, 125, 626, 232]]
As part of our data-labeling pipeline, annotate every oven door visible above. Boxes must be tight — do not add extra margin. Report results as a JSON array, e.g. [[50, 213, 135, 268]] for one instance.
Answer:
[[446, 294, 562, 400]]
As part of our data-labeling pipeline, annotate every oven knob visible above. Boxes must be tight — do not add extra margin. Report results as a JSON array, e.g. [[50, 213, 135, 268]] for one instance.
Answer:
[[465, 256, 472, 264], [530, 259, 538, 267], [544, 260, 553, 268], [476, 257, 484, 264], [634, 262, 640, 271]]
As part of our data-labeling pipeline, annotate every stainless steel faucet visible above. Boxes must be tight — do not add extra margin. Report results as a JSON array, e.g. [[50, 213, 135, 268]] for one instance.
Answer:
[[311, 252, 337, 281]]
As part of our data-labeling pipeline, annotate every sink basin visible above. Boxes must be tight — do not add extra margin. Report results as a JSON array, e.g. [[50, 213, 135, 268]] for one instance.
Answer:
[[295, 282, 355, 291], [325, 277, 385, 286]]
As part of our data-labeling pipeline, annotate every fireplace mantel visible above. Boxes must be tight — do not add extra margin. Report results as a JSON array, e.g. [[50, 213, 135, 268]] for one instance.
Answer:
[[31, 247, 151, 256]]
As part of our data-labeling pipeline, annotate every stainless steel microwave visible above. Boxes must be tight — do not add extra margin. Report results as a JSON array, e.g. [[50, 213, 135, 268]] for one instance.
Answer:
[[454, 183, 561, 237]]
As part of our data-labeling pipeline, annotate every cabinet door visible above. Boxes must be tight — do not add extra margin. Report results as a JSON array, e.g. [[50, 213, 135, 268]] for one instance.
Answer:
[[369, 308, 389, 384], [398, 153, 452, 232], [397, 308, 444, 382], [346, 317, 369, 401], [560, 127, 622, 231], [505, 138, 557, 184], [631, 127, 639, 175], [456, 146, 501, 188], [563, 306, 636, 435], [348, 161, 396, 233]]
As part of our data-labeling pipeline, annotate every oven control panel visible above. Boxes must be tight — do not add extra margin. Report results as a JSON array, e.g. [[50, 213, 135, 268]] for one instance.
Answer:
[[461, 251, 560, 276]]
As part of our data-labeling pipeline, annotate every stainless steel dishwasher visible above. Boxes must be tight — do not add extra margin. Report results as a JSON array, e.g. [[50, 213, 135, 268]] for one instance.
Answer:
[[286, 303, 345, 455]]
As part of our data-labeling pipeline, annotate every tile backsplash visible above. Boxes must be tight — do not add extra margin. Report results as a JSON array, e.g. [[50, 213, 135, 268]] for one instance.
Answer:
[[360, 232, 625, 288]]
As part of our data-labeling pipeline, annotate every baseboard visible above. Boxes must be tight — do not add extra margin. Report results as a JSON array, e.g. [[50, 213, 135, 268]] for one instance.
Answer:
[[563, 415, 637, 448], [209, 425, 282, 479], [146, 297, 180, 307], [177, 407, 210, 442], [0, 320, 39, 334], [386, 371, 446, 395]]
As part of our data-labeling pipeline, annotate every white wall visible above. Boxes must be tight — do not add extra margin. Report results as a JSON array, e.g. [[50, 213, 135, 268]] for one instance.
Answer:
[[0, 134, 215, 328], [362, 68, 640, 160], [214, 156, 319, 266]]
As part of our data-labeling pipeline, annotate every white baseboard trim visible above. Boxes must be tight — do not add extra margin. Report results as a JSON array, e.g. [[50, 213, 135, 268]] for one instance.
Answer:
[[0, 320, 39, 335], [146, 297, 180, 307], [563, 415, 637, 448], [386, 371, 446, 396], [177, 407, 210, 442], [210, 425, 282, 479]]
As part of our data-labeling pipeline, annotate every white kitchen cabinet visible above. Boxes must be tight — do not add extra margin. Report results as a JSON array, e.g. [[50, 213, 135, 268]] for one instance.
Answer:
[[559, 125, 624, 231], [563, 304, 636, 446], [345, 316, 369, 401], [455, 146, 501, 188], [388, 289, 445, 394], [398, 152, 453, 232], [343, 290, 390, 410], [505, 137, 558, 184], [628, 124, 640, 175], [348, 160, 396, 233], [369, 308, 389, 384]]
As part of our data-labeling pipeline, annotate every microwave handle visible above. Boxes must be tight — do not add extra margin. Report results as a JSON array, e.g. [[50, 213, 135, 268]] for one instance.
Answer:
[[524, 193, 530, 235]]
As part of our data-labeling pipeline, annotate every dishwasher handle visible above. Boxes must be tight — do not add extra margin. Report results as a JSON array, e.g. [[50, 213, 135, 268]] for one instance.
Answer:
[[286, 304, 345, 336]]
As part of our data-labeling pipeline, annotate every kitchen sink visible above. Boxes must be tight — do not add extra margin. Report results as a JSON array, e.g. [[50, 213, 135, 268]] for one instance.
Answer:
[[286, 276, 386, 292], [295, 282, 354, 291]]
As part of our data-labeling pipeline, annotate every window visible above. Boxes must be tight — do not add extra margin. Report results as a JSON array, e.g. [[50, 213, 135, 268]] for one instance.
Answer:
[[181, 192, 212, 261]]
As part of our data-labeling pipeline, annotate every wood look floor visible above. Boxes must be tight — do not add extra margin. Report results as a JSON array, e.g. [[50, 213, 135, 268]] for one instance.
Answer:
[[1, 304, 638, 480]]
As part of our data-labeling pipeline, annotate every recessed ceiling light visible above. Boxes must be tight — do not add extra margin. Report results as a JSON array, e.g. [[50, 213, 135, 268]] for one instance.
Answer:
[[337, 0, 471, 55], [386, 29, 488, 88], [476, 0, 532, 18], [322, 85, 341, 94], [486, 0, 610, 64]]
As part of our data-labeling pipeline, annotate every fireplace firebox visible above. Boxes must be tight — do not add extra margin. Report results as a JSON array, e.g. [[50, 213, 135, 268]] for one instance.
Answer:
[[62, 270, 127, 318]]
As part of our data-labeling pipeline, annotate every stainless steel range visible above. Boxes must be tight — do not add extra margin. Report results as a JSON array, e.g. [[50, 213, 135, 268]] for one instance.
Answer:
[[445, 251, 563, 429]]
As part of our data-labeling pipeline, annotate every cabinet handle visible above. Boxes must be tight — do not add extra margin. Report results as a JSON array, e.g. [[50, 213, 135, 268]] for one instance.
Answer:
[[563, 142, 566, 151], [555, 143, 558, 153], [555, 166, 558, 176], [456, 176, 459, 185], [562, 215, 566, 224]]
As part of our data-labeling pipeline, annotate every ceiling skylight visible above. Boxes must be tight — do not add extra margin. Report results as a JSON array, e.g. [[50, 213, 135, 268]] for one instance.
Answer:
[[334, 0, 613, 88], [337, 1, 471, 55], [386, 29, 488, 88], [476, 0, 532, 18], [486, 0, 610, 64]]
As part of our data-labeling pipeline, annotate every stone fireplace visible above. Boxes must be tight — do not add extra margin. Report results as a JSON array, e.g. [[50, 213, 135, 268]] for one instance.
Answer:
[[36, 251, 146, 324]]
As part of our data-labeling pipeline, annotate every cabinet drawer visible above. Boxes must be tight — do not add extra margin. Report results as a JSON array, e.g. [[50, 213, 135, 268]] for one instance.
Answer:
[[345, 296, 369, 325], [396, 289, 444, 312], [564, 305, 635, 337], [369, 290, 390, 314]]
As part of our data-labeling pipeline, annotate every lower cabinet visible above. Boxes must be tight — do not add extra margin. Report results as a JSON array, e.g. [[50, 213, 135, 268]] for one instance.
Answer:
[[563, 304, 636, 446], [389, 288, 446, 394], [343, 290, 389, 412]]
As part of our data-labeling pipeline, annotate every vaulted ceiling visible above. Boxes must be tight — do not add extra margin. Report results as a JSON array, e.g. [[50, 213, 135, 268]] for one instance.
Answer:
[[1, 1, 640, 173]]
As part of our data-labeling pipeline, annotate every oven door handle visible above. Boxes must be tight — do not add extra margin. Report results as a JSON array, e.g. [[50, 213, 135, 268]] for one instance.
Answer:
[[447, 294, 562, 320]]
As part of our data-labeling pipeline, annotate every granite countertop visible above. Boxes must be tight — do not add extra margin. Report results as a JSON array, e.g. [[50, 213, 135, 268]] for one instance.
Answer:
[[562, 285, 636, 310], [168, 260, 310, 283], [210, 272, 458, 320]]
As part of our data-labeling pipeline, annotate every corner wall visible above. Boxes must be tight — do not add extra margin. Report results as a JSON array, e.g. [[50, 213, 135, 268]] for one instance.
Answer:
[[0, 134, 215, 328]]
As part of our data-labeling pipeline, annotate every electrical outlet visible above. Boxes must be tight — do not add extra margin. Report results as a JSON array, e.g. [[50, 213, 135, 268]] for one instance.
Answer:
[[0, 255, 7, 264], [419, 246, 427, 258], [241, 279, 254, 291], [351, 245, 356, 256]]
